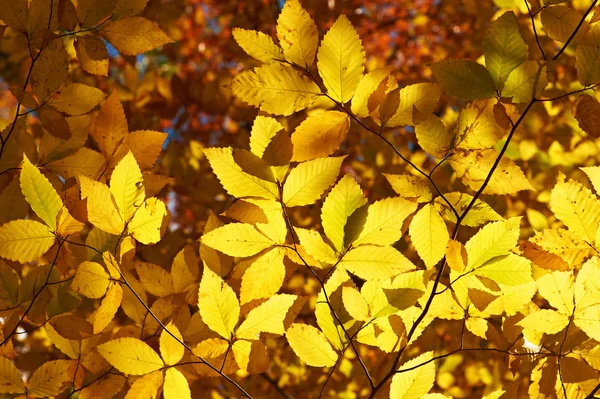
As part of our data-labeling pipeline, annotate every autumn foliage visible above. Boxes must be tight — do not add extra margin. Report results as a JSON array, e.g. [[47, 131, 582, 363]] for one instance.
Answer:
[[2, 0, 600, 398]]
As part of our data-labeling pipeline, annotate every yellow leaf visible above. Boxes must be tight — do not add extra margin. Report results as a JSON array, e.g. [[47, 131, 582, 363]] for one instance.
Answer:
[[465, 218, 520, 269], [354, 197, 418, 246], [351, 67, 393, 117], [90, 282, 123, 334], [128, 198, 168, 245], [574, 257, 600, 310], [414, 115, 451, 159], [101, 17, 173, 56], [124, 370, 163, 399], [295, 228, 337, 264], [473, 254, 532, 286], [204, 147, 278, 200], [582, 166, 600, 194], [170, 246, 197, 293], [163, 368, 191, 399], [115, 130, 168, 170], [28, 359, 76, 397], [391, 352, 435, 399], [55, 206, 85, 236], [434, 192, 502, 227], [502, 61, 548, 103], [110, 151, 145, 223], [193, 338, 229, 358], [236, 293, 297, 340], [283, 156, 345, 207], [137, 262, 174, 297], [342, 286, 369, 321], [409, 204, 449, 268], [317, 14, 365, 103], [276, 0, 318, 68], [75, 36, 109, 76], [232, 340, 269, 374], [198, 267, 240, 339], [291, 111, 350, 161], [0, 219, 55, 263], [232, 28, 283, 63], [449, 149, 534, 195], [46, 147, 106, 180], [160, 322, 184, 366], [386, 83, 442, 127], [20, 155, 62, 231], [230, 63, 321, 116], [0, 355, 25, 394], [249, 116, 285, 159], [537, 270, 574, 315], [339, 245, 416, 280], [79, 175, 124, 235], [518, 309, 570, 335], [550, 173, 600, 246], [456, 100, 507, 150], [286, 323, 338, 367], [98, 338, 164, 375], [48, 83, 105, 115], [71, 261, 109, 299], [91, 91, 129, 158], [240, 247, 286, 304], [202, 222, 273, 257], [321, 174, 367, 252]]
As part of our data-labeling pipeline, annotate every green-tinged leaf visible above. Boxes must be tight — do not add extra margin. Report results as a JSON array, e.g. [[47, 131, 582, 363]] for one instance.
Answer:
[[20, 155, 62, 231], [431, 59, 496, 100]]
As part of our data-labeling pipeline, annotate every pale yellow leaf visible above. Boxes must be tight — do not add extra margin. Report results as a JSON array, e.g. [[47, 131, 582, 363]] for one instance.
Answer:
[[128, 198, 168, 245], [20, 155, 62, 231], [276, 0, 318, 68], [321, 174, 367, 252], [79, 175, 124, 235], [390, 352, 435, 399], [97, 338, 164, 375], [72, 261, 109, 299], [201, 223, 274, 257], [230, 63, 320, 116], [240, 247, 286, 305], [317, 14, 365, 103], [342, 286, 369, 321], [354, 197, 418, 246], [160, 322, 184, 366], [295, 228, 337, 264], [409, 204, 449, 268], [163, 368, 191, 399], [236, 294, 297, 340], [204, 147, 278, 200], [198, 267, 240, 339], [286, 323, 338, 367], [0, 219, 55, 263], [232, 28, 283, 63], [340, 245, 416, 280], [110, 151, 145, 223], [283, 156, 345, 207]]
